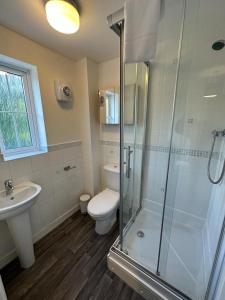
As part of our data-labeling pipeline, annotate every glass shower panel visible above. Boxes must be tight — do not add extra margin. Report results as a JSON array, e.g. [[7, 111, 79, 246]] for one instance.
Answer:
[[122, 63, 136, 227], [158, 0, 225, 299], [130, 63, 149, 218], [122, 62, 149, 229], [120, 0, 184, 274]]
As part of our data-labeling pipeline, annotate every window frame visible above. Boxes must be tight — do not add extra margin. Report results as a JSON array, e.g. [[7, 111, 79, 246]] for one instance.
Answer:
[[0, 55, 48, 161]]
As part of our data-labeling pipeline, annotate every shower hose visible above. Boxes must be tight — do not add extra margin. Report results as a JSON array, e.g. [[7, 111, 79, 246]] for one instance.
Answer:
[[207, 130, 225, 184]]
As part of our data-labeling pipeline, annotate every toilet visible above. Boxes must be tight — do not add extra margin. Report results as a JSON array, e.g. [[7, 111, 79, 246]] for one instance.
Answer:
[[87, 163, 120, 235]]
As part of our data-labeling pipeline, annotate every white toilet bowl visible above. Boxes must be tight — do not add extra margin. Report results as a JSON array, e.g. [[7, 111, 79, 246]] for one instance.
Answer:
[[87, 188, 119, 235]]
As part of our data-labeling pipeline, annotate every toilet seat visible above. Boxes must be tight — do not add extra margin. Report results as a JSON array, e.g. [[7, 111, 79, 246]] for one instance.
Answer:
[[88, 188, 119, 218]]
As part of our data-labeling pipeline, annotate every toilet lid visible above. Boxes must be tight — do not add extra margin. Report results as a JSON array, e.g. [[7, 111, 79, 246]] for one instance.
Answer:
[[87, 189, 119, 217]]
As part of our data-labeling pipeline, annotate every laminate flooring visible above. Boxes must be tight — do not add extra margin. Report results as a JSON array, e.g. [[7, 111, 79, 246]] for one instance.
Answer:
[[1, 211, 146, 300]]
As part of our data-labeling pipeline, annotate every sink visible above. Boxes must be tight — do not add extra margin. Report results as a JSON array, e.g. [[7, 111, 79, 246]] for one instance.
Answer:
[[0, 181, 41, 268], [0, 181, 41, 220]]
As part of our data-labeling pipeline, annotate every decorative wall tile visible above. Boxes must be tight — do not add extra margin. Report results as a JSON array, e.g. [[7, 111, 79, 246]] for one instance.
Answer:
[[100, 139, 216, 223], [100, 140, 217, 159]]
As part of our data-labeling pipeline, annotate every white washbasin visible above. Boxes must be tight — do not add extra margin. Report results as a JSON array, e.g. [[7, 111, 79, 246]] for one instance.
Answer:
[[0, 181, 41, 220], [0, 181, 41, 269]]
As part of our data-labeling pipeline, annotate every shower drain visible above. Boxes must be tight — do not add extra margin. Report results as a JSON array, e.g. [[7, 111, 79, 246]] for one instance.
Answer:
[[137, 230, 144, 238]]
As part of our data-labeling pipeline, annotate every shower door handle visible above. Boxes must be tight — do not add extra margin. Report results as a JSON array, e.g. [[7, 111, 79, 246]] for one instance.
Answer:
[[125, 146, 133, 178]]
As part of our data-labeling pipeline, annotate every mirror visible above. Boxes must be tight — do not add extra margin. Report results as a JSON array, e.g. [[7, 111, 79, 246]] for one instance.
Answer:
[[99, 85, 136, 125], [99, 88, 119, 124]]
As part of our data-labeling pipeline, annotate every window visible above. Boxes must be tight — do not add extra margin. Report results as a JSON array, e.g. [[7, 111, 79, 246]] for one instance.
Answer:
[[0, 55, 47, 160]]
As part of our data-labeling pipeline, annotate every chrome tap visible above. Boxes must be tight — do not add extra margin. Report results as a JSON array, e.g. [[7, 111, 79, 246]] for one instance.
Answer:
[[4, 179, 14, 195]]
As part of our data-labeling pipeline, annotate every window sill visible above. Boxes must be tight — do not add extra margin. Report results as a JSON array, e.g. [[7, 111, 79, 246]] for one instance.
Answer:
[[2, 148, 48, 161]]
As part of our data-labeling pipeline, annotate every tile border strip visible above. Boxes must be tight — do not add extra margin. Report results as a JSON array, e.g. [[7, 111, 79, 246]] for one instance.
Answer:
[[48, 140, 82, 152], [100, 140, 214, 158], [100, 140, 120, 147]]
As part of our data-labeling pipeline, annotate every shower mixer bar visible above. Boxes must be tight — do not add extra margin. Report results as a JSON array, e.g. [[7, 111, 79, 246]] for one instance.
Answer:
[[124, 146, 133, 178], [207, 129, 225, 184]]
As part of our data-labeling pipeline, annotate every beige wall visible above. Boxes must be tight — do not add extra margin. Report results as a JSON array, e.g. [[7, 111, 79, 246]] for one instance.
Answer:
[[73, 58, 100, 195], [98, 57, 120, 89], [86, 59, 101, 194], [0, 26, 87, 267], [0, 25, 103, 195], [0, 26, 104, 266], [0, 25, 82, 145]]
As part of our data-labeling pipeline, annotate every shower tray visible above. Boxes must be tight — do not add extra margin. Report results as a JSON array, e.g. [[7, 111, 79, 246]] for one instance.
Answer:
[[108, 242, 189, 300]]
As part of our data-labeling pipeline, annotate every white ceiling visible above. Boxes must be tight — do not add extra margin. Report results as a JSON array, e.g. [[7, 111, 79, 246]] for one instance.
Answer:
[[0, 0, 124, 62]]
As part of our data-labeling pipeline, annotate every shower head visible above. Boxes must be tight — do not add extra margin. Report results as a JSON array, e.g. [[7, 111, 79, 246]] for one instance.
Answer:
[[212, 40, 225, 51]]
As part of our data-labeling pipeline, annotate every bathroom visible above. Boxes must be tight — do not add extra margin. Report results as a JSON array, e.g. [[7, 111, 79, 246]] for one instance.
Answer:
[[1, 0, 225, 299]]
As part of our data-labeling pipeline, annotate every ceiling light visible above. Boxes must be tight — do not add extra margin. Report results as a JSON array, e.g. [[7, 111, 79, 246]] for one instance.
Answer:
[[45, 0, 80, 34]]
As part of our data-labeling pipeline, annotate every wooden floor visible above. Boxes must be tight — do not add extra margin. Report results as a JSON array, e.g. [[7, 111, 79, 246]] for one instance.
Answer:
[[1, 211, 146, 300]]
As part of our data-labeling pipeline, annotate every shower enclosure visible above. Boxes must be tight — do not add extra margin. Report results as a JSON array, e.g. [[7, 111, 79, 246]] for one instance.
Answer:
[[107, 0, 225, 299]]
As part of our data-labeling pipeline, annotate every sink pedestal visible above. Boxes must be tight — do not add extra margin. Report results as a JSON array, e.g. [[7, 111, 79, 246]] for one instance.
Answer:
[[7, 211, 35, 268]]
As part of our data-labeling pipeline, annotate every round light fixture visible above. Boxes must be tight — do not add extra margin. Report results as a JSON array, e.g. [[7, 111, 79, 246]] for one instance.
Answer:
[[45, 0, 80, 34]]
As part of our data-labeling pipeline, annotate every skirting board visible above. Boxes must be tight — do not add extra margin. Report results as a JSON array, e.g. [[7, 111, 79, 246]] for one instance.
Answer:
[[0, 204, 80, 269]]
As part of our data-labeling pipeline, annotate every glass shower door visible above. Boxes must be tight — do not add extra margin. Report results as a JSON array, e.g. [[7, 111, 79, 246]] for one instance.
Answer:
[[120, 0, 185, 275], [121, 62, 149, 253], [157, 0, 225, 299], [121, 63, 137, 227], [122, 62, 149, 227]]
